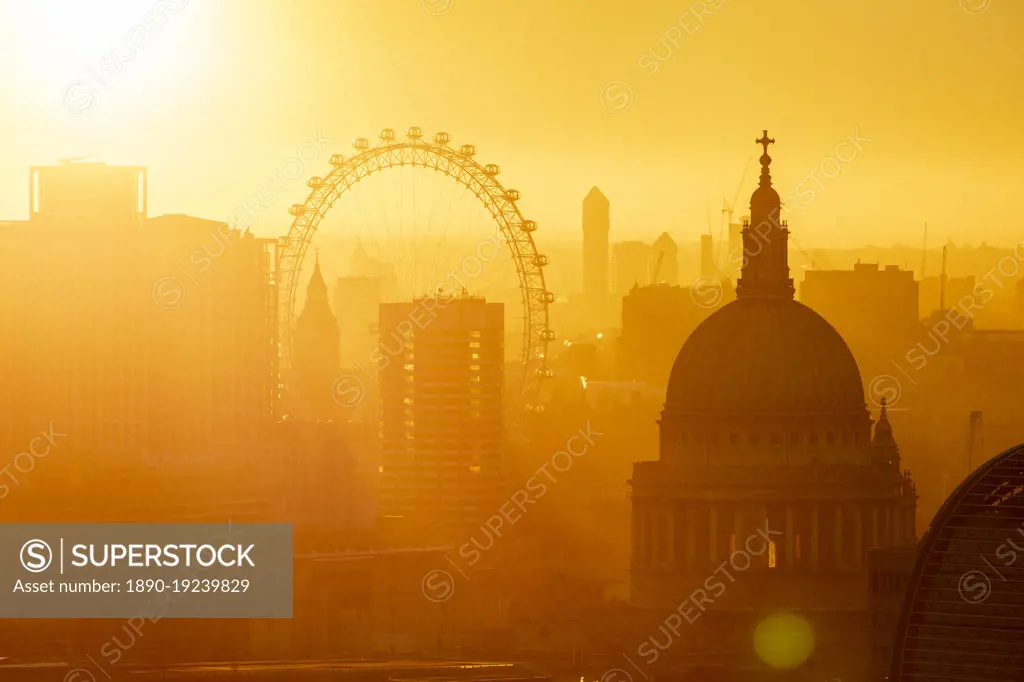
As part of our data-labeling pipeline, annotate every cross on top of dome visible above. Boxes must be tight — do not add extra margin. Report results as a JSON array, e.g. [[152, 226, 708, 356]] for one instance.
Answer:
[[756, 129, 775, 167]]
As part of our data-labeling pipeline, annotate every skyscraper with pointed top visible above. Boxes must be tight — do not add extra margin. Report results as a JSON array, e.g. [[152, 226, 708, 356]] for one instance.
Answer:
[[628, 132, 918, 680], [291, 253, 341, 422]]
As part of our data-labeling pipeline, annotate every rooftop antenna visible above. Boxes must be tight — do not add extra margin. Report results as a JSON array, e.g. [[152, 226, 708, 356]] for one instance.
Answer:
[[939, 244, 948, 310]]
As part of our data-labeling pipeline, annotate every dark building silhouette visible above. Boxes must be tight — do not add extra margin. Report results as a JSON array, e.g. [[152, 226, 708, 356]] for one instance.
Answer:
[[629, 133, 918, 680], [583, 186, 610, 324], [290, 254, 342, 422], [378, 292, 503, 527], [889, 441, 1024, 682]]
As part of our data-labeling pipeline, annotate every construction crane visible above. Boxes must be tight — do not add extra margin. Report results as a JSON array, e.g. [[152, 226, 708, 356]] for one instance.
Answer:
[[717, 157, 754, 266]]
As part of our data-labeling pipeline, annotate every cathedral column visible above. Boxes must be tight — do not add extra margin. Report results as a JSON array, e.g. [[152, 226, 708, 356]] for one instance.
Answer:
[[871, 507, 879, 549], [785, 506, 794, 566], [666, 505, 676, 567], [638, 505, 648, 567], [686, 503, 696, 568], [811, 504, 820, 568], [709, 505, 718, 564], [854, 507, 864, 567], [733, 504, 744, 555], [883, 506, 892, 548], [834, 506, 844, 569]]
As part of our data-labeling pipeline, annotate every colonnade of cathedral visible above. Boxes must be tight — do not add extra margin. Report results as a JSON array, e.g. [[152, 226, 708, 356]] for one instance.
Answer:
[[632, 499, 917, 571]]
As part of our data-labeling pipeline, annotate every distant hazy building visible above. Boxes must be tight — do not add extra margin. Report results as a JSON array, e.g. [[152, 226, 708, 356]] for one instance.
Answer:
[[144, 214, 279, 458], [802, 263, 919, 331], [612, 241, 652, 295], [651, 232, 679, 285], [582, 187, 610, 324], [291, 255, 341, 422], [919, 274, 975, 319], [801, 263, 920, 379], [617, 283, 711, 386], [0, 163, 279, 465], [378, 293, 503, 527], [335, 275, 384, 369]]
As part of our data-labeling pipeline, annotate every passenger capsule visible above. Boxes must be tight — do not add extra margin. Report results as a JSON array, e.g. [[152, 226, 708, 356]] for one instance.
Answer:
[[434, 132, 451, 144], [329, 154, 346, 166], [484, 164, 500, 176], [406, 126, 423, 140], [380, 128, 396, 142], [352, 138, 369, 150], [459, 144, 476, 157]]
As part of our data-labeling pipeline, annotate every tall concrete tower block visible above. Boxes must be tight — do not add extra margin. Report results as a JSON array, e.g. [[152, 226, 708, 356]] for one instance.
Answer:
[[583, 186, 610, 323]]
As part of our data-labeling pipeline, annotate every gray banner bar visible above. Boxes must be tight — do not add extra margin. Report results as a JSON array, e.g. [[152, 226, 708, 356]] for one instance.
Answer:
[[0, 524, 292, 618]]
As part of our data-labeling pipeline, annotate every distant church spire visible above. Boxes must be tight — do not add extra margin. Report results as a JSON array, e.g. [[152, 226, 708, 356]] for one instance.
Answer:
[[736, 130, 795, 300]]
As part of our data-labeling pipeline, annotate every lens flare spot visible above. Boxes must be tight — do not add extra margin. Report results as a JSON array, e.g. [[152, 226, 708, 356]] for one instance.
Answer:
[[753, 612, 815, 669]]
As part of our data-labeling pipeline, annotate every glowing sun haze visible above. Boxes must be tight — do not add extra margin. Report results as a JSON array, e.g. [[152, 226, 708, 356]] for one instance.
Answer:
[[0, 0, 1020, 248]]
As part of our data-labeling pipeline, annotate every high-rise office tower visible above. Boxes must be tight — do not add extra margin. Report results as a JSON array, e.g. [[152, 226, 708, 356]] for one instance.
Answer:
[[612, 241, 652, 295], [378, 292, 503, 527], [582, 186, 610, 325], [699, 234, 714, 279]]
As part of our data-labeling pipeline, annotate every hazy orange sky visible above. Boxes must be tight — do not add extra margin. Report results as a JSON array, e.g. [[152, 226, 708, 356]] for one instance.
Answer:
[[0, 0, 1020, 249]]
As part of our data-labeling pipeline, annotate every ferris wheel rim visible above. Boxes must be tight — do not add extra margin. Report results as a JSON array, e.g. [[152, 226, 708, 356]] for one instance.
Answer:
[[277, 131, 553, 409]]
